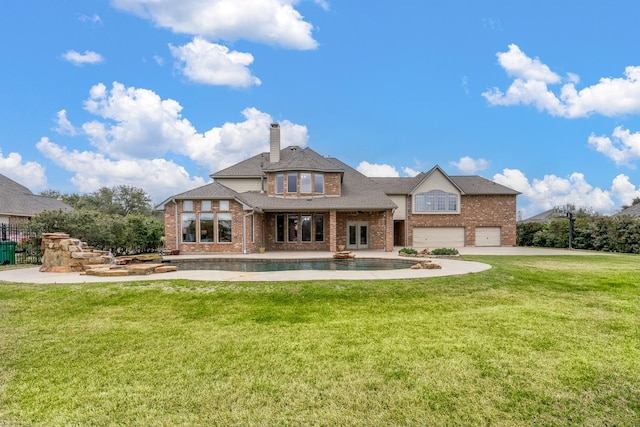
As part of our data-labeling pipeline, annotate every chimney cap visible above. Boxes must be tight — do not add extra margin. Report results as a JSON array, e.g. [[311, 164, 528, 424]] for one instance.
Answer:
[[271, 123, 280, 128]]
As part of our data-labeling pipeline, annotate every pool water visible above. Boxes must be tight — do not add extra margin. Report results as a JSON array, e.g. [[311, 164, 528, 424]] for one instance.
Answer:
[[165, 257, 418, 272]]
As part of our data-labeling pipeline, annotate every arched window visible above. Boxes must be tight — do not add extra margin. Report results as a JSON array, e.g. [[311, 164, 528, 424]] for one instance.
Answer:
[[415, 190, 458, 212]]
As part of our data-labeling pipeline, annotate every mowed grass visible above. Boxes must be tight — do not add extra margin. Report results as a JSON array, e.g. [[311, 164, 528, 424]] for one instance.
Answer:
[[1, 255, 639, 426]]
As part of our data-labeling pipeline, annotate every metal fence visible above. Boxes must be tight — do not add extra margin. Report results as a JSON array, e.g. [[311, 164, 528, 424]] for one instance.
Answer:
[[0, 223, 42, 265]]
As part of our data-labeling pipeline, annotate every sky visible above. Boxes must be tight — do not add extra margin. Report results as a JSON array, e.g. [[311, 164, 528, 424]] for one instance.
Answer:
[[3, 1, 640, 219]]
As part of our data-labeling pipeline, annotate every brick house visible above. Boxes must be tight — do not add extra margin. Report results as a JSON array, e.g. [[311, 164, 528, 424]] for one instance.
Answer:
[[157, 124, 519, 253]]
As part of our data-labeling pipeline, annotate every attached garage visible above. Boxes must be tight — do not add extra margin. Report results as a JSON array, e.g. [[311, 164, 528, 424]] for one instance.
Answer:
[[412, 227, 465, 248], [475, 227, 501, 247]]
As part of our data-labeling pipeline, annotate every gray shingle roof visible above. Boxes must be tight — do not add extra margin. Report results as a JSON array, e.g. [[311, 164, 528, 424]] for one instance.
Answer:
[[613, 203, 640, 217], [449, 176, 520, 195], [155, 181, 240, 209], [211, 146, 344, 178], [236, 156, 396, 211], [0, 173, 72, 217], [371, 167, 519, 196]]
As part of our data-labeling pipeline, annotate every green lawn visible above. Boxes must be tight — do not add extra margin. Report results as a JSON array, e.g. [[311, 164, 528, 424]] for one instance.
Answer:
[[1, 255, 639, 426]]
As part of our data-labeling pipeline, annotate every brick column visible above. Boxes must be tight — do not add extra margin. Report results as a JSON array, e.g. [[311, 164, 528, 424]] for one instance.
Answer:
[[385, 209, 394, 252], [329, 209, 337, 252]]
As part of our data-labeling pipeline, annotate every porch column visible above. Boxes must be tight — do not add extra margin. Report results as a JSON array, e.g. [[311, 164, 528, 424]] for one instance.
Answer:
[[385, 209, 394, 252], [329, 209, 337, 252]]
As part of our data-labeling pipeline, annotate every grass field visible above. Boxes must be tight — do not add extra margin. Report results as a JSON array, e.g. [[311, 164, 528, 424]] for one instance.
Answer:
[[1, 255, 639, 426]]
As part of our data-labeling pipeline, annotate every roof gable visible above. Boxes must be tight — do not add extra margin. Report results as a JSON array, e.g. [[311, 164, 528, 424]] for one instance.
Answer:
[[155, 181, 240, 209]]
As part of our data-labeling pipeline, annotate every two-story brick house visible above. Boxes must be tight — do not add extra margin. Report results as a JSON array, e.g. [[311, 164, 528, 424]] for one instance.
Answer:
[[157, 124, 519, 253]]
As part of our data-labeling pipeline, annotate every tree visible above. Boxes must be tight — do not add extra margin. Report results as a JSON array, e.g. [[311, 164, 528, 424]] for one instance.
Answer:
[[40, 185, 154, 216]]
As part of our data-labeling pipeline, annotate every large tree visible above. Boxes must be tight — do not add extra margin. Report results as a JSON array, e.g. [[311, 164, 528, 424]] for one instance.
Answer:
[[41, 185, 154, 216]]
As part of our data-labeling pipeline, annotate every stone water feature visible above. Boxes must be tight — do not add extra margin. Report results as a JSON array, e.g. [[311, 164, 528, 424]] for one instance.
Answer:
[[39, 232, 176, 277]]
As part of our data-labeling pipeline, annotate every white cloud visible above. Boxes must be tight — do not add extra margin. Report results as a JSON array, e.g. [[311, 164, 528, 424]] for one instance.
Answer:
[[450, 156, 489, 174], [170, 37, 261, 87], [493, 168, 620, 217], [54, 110, 78, 136], [356, 161, 400, 177], [313, 0, 330, 11], [111, 0, 319, 50], [62, 50, 104, 66], [39, 82, 309, 199], [588, 126, 640, 167], [79, 82, 308, 171], [402, 167, 420, 177], [611, 174, 640, 206], [79, 14, 102, 24], [36, 137, 206, 202], [483, 44, 640, 118], [0, 149, 48, 191]]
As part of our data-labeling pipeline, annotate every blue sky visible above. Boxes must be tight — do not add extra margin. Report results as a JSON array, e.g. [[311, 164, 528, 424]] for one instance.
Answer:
[[2, 1, 640, 219]]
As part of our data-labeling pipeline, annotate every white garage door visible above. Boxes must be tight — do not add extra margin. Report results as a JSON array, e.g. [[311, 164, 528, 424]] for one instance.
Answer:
[[412, 227, 464, 248], [476, 227, 501, 247]]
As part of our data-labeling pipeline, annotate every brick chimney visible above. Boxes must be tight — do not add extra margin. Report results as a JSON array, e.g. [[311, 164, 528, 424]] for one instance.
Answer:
[[270, 123, 280, 163]]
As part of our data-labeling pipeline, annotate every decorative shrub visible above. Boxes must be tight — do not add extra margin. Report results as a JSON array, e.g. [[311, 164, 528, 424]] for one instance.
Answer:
[[431, 248, 459, 255], [399, 247, 418, 255]]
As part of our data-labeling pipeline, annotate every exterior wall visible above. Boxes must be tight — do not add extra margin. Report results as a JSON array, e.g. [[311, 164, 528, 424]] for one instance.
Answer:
[[214, 178, 262, 193], [163, 199, 249, 254], [263, 211, 331, 251], [259, 209, 393, 252], [0, 215, 30, 226], [266, 171, 342, 197], [335, 210, 392, 251], [412, 171, 461, 214], [390, 195, 406, 220], [407, 194, 517, 247]]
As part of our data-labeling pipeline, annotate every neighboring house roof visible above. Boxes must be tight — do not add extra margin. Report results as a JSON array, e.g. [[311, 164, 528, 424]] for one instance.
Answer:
[[613, 203, 640, 217], [0, 173, 72, 217], [519, 209, 559, 223]]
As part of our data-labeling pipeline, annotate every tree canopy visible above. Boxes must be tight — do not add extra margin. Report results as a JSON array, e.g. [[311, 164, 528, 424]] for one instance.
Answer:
[[41, 185, 155, 216]]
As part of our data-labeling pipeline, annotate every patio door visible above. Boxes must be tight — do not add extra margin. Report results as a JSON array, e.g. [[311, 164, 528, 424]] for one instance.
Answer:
[[347, 221, 369, 249]]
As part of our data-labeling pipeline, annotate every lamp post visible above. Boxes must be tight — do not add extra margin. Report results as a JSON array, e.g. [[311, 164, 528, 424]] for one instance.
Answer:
[[566, 212, 575, 249]]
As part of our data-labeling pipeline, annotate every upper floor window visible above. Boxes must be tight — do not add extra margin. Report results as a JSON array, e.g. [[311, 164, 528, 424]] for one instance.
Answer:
[[314, 173, 324, 194], [276, 173, 283, 194], [183, 200, 194, 211], [287, 173, 297, 193], [415, 190, 458, 212], [301, 173, 312, 193]]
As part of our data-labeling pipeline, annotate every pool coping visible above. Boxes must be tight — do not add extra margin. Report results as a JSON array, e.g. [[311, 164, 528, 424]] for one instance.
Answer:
[[0, 250, 492, 284], [0, 247, 590, 284]]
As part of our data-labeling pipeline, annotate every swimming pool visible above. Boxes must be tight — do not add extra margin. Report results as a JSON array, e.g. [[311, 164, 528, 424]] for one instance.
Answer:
[[164, 257, 419, 272]]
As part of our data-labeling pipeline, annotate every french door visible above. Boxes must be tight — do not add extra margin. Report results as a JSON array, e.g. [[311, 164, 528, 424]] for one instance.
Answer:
[[347, 221, 369, 249]]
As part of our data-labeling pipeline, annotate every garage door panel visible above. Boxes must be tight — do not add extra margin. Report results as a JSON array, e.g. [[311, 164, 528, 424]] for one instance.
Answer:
[[476, 227, 501, 247], [413, 227, 464, 248]]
